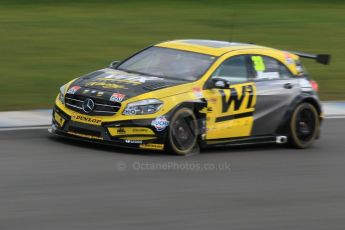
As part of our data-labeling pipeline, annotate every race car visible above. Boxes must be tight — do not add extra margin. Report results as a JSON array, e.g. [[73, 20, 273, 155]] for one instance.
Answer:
[[50, 39, 330, 155]]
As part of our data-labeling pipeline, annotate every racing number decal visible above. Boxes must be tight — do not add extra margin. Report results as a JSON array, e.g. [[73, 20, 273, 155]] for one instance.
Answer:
[[205, 83, 257, 140], [251, 56, 265, 72]]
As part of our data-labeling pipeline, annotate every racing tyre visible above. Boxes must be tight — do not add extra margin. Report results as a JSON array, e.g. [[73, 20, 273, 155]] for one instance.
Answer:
[[288, 103, 320, 148], [167, 108, 199, 155]]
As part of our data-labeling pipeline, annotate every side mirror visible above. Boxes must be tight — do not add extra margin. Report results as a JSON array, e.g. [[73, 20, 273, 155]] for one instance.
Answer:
[[209, 78, 230, 89], [109, 60, 120, 68]]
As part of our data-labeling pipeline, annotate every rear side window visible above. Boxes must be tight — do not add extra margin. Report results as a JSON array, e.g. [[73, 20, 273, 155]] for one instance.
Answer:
[[250, 55, 293, 80], [211, 55, 248, 83], [279, 63, 293, 78]]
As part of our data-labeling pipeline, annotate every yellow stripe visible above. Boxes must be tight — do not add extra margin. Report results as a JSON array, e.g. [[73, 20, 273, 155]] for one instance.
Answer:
[[139, 143, 164, 150], [67, 131, 103, 140], [119, 136, 156, 141]]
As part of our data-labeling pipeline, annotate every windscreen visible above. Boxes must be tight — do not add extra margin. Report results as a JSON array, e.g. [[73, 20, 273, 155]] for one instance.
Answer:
[[117, 47, 216, 81]]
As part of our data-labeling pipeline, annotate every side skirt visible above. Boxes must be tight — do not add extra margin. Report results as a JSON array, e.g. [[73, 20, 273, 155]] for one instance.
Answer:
[[202, 135, 279, 148]]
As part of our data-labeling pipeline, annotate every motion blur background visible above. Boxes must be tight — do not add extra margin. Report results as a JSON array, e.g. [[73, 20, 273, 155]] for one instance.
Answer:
[[0, 0, 344, 110]]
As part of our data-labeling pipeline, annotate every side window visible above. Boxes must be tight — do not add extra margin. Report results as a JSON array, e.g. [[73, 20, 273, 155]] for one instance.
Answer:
[[250, 55, 293, 80], [279, 63, 293, 78], [211, 55, 248, 83]]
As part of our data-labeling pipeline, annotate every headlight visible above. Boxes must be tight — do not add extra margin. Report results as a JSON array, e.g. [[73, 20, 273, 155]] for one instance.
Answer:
[[58, 84, 67, 104], [123, 99, 163, 115]]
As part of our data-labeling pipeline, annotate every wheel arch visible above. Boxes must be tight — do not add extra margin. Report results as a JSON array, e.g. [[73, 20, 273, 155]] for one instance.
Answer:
[[164, 99, 207, 139], [302, 97, 322, 116], [164, 100, 207, 155], [167, 99, 207, 117], [275, 94, 322, 136]]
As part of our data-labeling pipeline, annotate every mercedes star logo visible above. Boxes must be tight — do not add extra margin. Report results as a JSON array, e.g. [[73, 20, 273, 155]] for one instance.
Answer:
[[82, 98, 95, 113]]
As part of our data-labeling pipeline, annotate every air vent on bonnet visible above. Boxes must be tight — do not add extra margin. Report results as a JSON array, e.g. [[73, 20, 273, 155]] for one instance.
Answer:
[[142, 82, 171, 91]]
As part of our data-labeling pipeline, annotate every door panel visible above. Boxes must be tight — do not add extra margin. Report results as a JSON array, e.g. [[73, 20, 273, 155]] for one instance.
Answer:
[[252, 79, 299, 136], [204, 82, 257, 140], [248, 54, 300, 136]]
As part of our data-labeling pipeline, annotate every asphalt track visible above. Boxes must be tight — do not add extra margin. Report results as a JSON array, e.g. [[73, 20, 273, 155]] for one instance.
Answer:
[[1, 119, 345, 230]]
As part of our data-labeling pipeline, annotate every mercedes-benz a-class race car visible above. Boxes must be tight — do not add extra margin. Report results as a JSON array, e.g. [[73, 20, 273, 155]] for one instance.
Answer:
[[50, 39, 330, 155]]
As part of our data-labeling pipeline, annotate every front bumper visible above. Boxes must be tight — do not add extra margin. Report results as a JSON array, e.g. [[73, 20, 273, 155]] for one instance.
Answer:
[[51, 105, 167, 151]]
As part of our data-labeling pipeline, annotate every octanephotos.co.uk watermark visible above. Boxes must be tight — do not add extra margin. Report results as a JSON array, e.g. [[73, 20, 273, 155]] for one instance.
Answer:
[[116, 161, 231, 172]]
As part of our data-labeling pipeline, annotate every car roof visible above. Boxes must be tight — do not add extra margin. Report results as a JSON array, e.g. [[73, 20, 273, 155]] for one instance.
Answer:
[[156, 39, 274, 56]]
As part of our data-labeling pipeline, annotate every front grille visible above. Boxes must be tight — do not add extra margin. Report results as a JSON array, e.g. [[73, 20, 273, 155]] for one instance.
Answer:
[[68, 125, 102, 137], [65, 95, 121, 116]]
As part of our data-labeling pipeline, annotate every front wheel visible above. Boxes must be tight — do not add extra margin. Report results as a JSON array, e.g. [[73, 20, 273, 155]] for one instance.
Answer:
[[288, 103, 320, 148], [167, 108, 199, 155]]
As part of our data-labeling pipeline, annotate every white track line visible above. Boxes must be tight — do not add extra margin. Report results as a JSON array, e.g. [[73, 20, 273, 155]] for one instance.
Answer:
[[0, 126, 50, 131], [325, 116, 345, 119]]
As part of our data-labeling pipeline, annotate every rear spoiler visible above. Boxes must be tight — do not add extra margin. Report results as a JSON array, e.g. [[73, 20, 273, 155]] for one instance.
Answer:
[[288, 51, 331, 65]]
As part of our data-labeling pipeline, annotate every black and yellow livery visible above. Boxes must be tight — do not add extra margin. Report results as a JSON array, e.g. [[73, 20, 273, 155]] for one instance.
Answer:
[[50, 39, 329, 155]]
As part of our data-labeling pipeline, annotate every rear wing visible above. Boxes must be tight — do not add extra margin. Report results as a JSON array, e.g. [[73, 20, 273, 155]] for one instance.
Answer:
[[288, 51, 331, 65]]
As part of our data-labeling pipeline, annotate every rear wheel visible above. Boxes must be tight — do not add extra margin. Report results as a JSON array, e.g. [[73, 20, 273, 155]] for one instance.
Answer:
[[289, 103, 320, 148], [167, 108, 199, 155]]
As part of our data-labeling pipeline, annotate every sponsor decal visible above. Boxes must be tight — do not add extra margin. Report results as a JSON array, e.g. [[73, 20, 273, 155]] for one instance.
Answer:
[[67, 86, 81, 94], [139, 143, 164, 150], [125, 139, 143, 144], [132, 128, 152, 133], [207, 83, 257, 140], [82, 89, 90, 94], [151, 116, 169, 131], [117, 128, 126, 135], [91, 90, 97, 94], [117, 128, 150, 135], [296, 65, 303, 73], [97, 91, 104, 97], [108, 127, 155, 136], [85, 82, 127, 89], [192, 87, 203, 99], [284, 52, 295, 65], [102, 73, 163, 84], [257, 72, 280, 79], [219, 84, 256, 114], [110, 93, 125, 103], [71, 114, 102, 125], [208, 98, 217, 104]]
